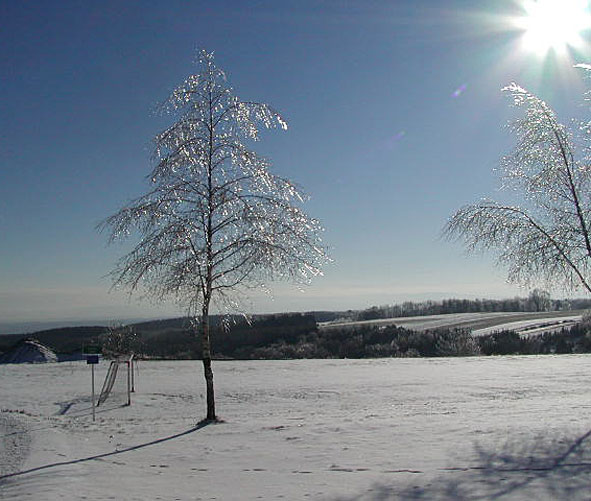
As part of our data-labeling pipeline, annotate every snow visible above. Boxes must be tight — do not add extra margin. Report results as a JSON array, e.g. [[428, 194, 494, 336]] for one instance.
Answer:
[[0, 413, 30, 478], [2, 356, 591, 499]]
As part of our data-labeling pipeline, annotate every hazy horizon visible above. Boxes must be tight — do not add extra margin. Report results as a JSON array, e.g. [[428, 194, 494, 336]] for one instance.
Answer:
[[2, 289, 585, 335]]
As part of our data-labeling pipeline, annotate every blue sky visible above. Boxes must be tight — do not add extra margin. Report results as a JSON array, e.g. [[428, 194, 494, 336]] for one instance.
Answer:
[[2, 0, 591, 327]]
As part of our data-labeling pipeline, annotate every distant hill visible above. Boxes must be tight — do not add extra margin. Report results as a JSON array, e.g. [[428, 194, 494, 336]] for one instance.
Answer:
[[130, 313, 318, 359], [0, 313, 318, 360], [0, 326, 109, 356], [2, 295, 589, 360], [0, 318, 156, 335]]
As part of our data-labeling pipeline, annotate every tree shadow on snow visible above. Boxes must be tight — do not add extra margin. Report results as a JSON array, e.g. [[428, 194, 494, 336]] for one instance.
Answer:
[[0, 420, 211, 485], [335, 427, 591, 500]]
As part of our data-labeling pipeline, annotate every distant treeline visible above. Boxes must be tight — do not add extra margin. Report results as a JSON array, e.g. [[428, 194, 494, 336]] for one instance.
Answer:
[[3, 296, 591, 360], [250, 321, 591, 359], [137, 313, 317, 359], [0, 313, 317, 360]]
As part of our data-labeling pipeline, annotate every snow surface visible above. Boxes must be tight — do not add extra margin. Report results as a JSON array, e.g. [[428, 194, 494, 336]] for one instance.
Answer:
[[2, 356, 591, 500]]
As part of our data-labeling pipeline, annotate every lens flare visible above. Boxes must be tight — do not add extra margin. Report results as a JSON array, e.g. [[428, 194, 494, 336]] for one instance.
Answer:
[[516, 0, 591, 56], [452, 84, 467, 98]]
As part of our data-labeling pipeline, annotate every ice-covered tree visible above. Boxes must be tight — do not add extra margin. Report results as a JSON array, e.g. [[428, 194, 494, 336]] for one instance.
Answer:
[[99, 50, 329, 422], [444, 82, 591, 294], [102, 324, 142, 358], [528, 288, 551, 312]]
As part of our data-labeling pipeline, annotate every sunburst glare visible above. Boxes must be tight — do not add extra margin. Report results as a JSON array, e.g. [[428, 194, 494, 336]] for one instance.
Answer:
[[516, 0, 591, 56]]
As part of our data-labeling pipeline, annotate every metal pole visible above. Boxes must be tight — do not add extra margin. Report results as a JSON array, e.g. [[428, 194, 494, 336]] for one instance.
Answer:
[[127, 360, 131, 406], [130, 355, 135, 393], [91, 364, 96, 422]]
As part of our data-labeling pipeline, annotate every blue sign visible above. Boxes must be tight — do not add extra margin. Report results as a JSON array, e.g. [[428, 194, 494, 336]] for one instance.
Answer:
[[86, 354, 99, 364]]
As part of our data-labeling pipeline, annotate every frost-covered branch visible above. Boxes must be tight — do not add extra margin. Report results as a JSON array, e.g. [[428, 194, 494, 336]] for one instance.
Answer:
[[445, 81, 591, 294]]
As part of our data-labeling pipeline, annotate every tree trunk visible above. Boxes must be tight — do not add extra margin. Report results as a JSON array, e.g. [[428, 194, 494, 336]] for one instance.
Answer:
[[200, 308, 216, 421]]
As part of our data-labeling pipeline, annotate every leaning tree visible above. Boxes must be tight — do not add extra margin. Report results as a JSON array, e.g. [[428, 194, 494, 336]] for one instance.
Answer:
[[444, 80, 591, 294], [99, 50, 329, 422]]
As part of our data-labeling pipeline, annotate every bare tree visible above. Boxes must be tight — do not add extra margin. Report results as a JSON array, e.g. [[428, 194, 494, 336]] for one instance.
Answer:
[[99, 50, 329, 422], [444, 82, 591, 295]]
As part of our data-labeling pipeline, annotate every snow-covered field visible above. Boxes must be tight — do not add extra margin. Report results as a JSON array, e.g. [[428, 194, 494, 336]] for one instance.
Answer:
[[2, 356, 591, 500], [471, 315, 582, 337], [320, 311, 583, 337]]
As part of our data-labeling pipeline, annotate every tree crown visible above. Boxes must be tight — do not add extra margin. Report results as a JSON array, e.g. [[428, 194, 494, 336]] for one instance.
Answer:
[[99, 50, 329, 314]]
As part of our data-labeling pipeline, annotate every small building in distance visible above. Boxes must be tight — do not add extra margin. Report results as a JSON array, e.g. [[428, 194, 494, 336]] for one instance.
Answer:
[[0, 338, 58, 364]]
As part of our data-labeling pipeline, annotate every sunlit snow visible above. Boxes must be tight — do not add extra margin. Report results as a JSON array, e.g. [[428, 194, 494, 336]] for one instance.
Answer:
[[2, 357, 591, 499]]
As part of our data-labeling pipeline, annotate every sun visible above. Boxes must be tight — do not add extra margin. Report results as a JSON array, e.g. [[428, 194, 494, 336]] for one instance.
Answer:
[[516, 0, 591, 56]]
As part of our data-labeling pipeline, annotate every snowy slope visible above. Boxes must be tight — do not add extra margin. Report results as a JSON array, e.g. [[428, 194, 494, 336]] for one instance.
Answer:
[[2, 357, 591, 500], [472, 315, 582, 337], [320, 311, 584, 337]]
